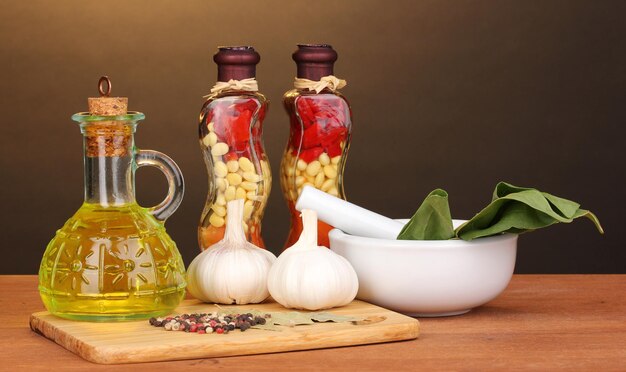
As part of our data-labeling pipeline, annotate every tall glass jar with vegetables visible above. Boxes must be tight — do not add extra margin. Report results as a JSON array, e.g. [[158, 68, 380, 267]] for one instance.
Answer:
[[280, 44, 353, 248], [198, 46, 271, 250]]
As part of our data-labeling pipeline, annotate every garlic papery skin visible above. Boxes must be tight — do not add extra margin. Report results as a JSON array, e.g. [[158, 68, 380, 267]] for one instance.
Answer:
[[268, 209, 359, 310], [187, 199, 276, 305]]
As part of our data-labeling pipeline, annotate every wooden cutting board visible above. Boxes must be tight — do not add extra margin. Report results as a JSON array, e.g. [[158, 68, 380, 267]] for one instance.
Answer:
[[30, 299, 419, 364]]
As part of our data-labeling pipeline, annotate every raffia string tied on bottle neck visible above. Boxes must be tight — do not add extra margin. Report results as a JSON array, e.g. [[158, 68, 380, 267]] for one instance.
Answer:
[[208, 78, 259, 96], [293, 75, 347, 94]]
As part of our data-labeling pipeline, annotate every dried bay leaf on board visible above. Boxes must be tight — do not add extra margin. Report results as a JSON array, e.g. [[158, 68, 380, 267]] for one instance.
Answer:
[[310, 312, 363, 323], [211, 307, 368, 330], [270, 311, 316, 327], [250, 323, 283, 332]]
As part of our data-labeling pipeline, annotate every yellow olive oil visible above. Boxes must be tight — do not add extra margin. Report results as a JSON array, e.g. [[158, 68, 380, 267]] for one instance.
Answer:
[[39, 203, 186, 321]]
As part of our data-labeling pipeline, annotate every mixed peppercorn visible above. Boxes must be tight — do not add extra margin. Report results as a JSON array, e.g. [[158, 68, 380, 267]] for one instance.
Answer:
[[149, 312, 270, 334]]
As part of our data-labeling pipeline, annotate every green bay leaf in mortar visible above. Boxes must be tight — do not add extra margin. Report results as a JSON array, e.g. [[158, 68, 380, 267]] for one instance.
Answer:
[[455, 182, 604, 240], [397, 189, 455, 240]]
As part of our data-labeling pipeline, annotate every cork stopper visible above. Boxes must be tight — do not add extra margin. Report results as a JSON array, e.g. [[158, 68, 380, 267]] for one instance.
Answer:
[[87, 77, 128, 115], [83, 76, 132, 158]]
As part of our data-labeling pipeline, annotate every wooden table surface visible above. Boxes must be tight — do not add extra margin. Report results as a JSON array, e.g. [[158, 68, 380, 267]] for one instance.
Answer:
[[2, 275, 625, 371]]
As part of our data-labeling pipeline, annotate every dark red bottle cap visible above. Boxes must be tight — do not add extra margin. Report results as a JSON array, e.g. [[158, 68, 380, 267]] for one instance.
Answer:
[[293, 44, 338, 81], [214, 46, 260, 82]]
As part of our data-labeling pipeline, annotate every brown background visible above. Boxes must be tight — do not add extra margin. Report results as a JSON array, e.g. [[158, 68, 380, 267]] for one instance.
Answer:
[[0, 0, 623, 274]]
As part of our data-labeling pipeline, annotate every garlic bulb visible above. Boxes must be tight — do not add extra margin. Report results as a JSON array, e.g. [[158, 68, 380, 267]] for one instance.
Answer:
[[187, 199, 276, 304], [268, 209, 359, 310]]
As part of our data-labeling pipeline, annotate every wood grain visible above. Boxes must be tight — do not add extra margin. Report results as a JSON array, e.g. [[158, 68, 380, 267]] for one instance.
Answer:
[[29, 299, 419, 364], [2, 275, 626, 370]]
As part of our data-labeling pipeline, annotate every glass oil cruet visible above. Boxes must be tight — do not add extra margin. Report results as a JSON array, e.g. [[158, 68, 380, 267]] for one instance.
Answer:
[[38, 77, 187, 321]]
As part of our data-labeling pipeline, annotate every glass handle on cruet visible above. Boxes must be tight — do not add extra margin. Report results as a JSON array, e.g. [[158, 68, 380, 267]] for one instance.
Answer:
[[135, 149, 185, 222]]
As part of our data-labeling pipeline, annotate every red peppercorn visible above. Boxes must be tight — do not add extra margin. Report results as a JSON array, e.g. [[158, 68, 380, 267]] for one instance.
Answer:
[[197, 329, 206, 334], [190, 325, 197, 332], [216, 328, 224, 334]]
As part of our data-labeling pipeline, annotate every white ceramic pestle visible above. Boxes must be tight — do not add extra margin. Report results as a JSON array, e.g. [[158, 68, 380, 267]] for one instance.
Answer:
[[295, 186, 405, 239]]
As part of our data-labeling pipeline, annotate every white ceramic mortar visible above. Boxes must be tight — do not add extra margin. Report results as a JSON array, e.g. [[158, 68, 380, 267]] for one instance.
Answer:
[[329, 220, 517, 317]]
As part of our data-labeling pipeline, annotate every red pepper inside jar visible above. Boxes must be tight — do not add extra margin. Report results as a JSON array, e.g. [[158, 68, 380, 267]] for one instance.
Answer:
[[198, 46, 271, 250], [280, 44, 353, 248]]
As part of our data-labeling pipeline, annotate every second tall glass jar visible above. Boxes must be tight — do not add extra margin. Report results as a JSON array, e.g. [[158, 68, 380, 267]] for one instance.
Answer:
[[281, 44, 353, 248], [198, 47, 271, 250]]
